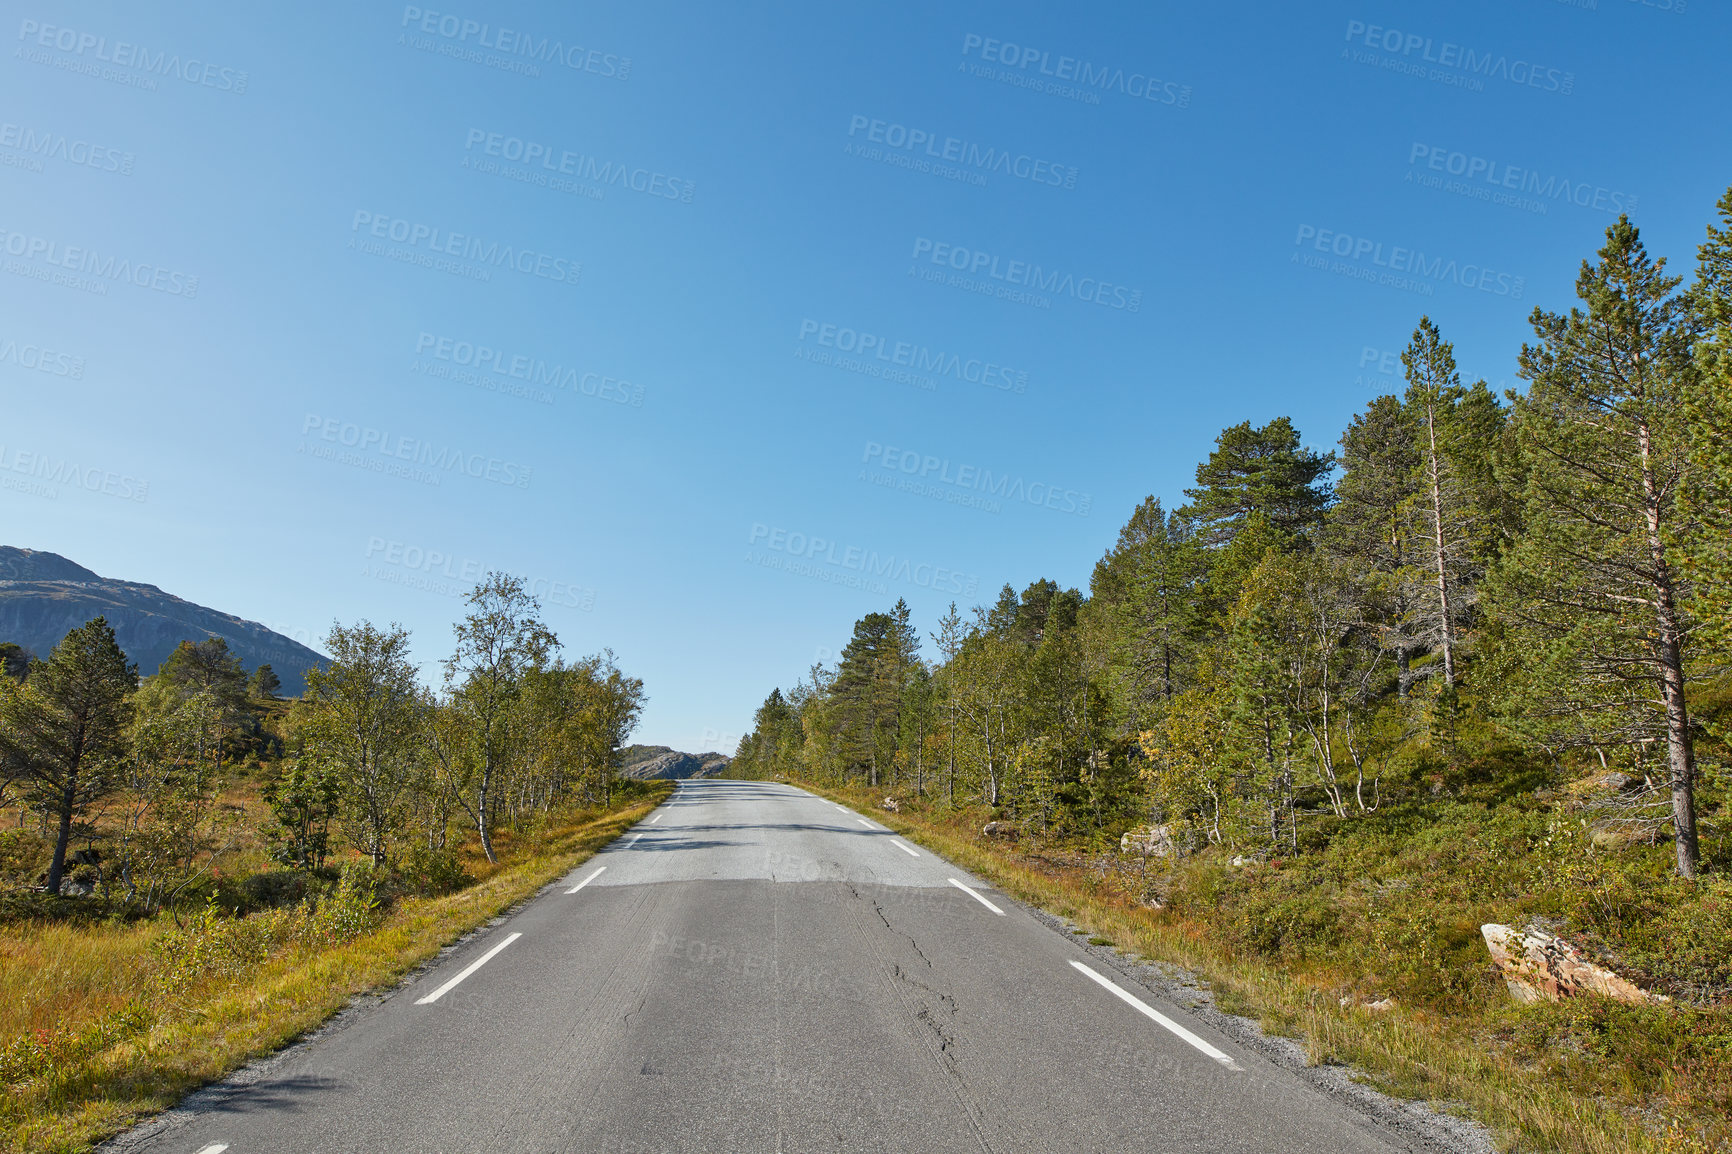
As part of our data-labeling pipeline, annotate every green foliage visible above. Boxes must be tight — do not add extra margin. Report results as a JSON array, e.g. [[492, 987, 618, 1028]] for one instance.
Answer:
[[1179, 416, 1335, 549], [249, 662, 281, 699], [0, 829, 49, 886], [261, 761, 340, 870], [1487, 216, 1703, 875], [297, 621, 423, 865], [0, 642, 32, 681], [395, 844, 470, 896], [727, 197, 1732, 1153], [0, 617, 137, 894]]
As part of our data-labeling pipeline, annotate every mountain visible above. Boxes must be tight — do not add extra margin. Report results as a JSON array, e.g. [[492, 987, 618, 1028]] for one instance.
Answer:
[[0, 546, 328, 695], [617, 744, 732, 780]]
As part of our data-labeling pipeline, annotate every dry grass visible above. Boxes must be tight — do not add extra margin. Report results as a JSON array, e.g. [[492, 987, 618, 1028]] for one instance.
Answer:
[[0, 922, 160, 1042], [810, 783, 1721, 1154], [2, 785, 669, 1154]]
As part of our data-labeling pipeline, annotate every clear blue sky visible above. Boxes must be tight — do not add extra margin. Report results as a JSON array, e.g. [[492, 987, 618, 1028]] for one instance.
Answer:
[[4, 0, 1727, 751]]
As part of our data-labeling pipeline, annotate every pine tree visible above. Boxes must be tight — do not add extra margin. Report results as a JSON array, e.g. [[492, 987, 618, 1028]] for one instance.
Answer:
[[0, 618, 137, 893], [1180, 417, 1335, 549], [249, 662, 282, 699], [1330, 395, 1425, 691], [0, 642, 33, 681], [1681, 186, 1732, 656], [1399, 317, 1504, 690], [931, 602, 965, 803], [1487, 218, 1703, 876], [1093, 500, 1207, 722]]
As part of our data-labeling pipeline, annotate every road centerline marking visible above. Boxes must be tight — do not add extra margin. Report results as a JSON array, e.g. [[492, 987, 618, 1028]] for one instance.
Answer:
[[947, 877, 1005, 915], [566, 866, 606, 894], [193, 1145, 229, 1154], [856, 818, 876, 829], [416, 933, 521, 1005], [649, 812, 662, 824], [892, 839, 919, 857], [1069, 961, 1242, 1069]]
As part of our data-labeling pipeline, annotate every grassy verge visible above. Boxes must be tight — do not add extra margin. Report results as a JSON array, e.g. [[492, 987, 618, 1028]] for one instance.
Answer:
[[2, 783, 668, 1154], [804, 782, 1723, 1154]]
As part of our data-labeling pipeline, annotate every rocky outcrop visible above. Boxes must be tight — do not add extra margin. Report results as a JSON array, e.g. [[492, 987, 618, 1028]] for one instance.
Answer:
[[0, 546, 328, 695], [879, 797, 900, 813], [982, 821, 1019, 840], [1480, 924, 1669, 1005], [1120, 825, 1175, 857], [616, 745, 731, 781]]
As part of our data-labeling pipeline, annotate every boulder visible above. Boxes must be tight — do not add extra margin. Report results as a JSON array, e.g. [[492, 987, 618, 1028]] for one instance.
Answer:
[[1480, 924, 1669, 1006], [982, 821, 1019, 840], [880, 797, 901, 814], [1120, 825, 1172, 857]]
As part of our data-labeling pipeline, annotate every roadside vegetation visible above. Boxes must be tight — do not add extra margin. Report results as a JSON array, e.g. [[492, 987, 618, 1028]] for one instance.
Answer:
[[0, 573, 654, 1153], [733, 198, 1732, 1152]]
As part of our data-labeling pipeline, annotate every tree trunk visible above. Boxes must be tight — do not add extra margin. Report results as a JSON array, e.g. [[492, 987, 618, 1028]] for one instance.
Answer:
[[1423, 402, 1457, 687], [1639, 419, 1700, 877], [45, 778, 75, 894], [476, 763, 498, 864]]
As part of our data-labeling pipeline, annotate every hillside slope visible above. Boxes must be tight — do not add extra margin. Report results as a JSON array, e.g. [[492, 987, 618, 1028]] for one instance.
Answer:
[[0, 546, 328, 694], [616, 744, 732, 780]]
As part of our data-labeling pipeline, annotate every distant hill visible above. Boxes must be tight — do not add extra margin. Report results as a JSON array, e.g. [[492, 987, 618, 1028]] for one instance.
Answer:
[[0, 546, 328, 695], [617, 744, 732, 780]]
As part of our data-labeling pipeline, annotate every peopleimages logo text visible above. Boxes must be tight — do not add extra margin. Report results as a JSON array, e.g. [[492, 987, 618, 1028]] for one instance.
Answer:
[[0, 444, 147, 501], [463, 130, 693, 202], [846, 115, 1077, 188], [1343, 20, 1573, 94], [17, 19, 249, 91], [350, 211, 579, 285], [0, 335, 83, 378], [414, 331, 643, 405], [399, 7, 629, 78], [960, 34, 1192, 107], [1406, 143, 1635, 216], [747, 524, 979, 597], [364, 538, 594, 609], [301, 414, 532, 488], [863, 441, 1090, 516], [910, 237, 1141, 311], [0, 226, 198, 296], [797, 320, 1027, 393], [0, 121, 132, 174], [1293, 225, 1525, 298]]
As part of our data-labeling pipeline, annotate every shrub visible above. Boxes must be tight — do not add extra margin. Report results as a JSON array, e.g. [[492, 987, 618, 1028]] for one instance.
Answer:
[[297, 866, 382, 949], [239, 869, 311, 911], [396, 845, 469, 897], [153, 898, 292, 995], [0, 830, 49, 886]]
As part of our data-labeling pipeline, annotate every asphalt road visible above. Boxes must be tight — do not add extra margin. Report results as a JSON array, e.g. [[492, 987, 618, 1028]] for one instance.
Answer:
[[114, 779, 1426, 1154]]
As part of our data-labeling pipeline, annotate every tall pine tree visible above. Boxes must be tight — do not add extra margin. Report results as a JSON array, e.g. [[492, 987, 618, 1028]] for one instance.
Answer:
[[1487, 218, 1703, 876]]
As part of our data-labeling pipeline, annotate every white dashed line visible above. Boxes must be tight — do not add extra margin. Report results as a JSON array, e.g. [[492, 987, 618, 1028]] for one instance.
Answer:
[[892, 840, 919, 857], [416, 933, 521, 1005], [1069, 961, 1242, 1069], [649, 813, 663, 824], [856, 818, 876, 829], [566, 866, 606, 894], [628, 832, 643, 846], [947, 878, 1005, 915], [194, 1145, 229, 1154]]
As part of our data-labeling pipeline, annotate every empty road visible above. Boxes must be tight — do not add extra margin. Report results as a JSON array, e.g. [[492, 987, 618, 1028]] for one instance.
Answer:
[[114, 780, 1429, 1153]]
